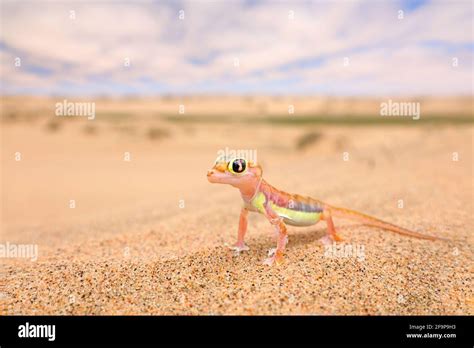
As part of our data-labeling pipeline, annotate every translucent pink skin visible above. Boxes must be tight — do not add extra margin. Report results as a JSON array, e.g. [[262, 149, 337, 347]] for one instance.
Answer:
[[207, 160, 311, 265], [208, 160, 443, 265], [207, 161, 262, 200]]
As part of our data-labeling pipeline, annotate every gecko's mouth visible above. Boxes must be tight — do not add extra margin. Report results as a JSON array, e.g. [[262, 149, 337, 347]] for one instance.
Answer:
[[207, 169, 238, 184], [207, 169, 224, 183]]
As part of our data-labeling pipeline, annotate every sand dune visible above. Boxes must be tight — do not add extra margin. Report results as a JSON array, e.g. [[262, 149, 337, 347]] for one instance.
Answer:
[[1, 97, 473, 315]]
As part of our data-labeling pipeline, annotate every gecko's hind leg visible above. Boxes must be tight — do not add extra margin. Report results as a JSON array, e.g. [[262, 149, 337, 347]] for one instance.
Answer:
[[320, 209, 343, 245]]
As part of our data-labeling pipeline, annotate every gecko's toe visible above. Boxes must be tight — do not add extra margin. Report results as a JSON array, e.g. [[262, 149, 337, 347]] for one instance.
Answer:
[[320, 234, 344, 246], [262, 253, 284, 266], [227, 242, 250, 254], [262, 256, 275, 266], [320, 235, 335, 246]]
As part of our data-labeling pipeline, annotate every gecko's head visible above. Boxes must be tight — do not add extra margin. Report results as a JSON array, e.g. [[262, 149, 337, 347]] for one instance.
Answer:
[[207, 156, 262, 189]]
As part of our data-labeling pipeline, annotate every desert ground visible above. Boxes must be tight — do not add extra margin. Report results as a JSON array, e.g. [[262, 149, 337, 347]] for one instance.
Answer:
[[0, 96, 472, 315]]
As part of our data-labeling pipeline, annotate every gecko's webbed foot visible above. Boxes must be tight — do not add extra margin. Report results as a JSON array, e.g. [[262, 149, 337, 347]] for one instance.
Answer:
[[320, 234, 343, 246], [262, 251, 284, 266], [227, 242, 250, 254]]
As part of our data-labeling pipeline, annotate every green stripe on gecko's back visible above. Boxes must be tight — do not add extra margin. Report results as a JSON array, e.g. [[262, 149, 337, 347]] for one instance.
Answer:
[[248, 188, 323, 226], [271, 203, 322, 226]]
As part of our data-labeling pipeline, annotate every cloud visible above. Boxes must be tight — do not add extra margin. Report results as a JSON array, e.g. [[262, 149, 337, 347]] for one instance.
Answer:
[[0, 0, 472, 95]]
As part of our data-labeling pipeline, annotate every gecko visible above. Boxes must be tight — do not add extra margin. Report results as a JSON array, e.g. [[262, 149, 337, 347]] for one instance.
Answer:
[[207, 156, 446, 265]]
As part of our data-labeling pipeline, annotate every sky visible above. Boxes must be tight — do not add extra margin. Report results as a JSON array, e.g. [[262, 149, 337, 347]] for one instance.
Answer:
[[0, 0, 472, 96]]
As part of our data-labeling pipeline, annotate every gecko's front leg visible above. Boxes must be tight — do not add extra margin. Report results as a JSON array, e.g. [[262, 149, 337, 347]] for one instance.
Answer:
[[262, 204, 288, 266], [228, 207, 250, 253]]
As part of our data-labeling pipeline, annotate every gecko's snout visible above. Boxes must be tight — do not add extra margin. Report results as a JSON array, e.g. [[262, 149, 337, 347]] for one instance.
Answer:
[[207, 169, 218, 182], [207, 168, 227, 184]]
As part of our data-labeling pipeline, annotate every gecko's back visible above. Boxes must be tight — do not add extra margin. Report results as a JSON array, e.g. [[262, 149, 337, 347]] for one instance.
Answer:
[[245, 180, 324, 226]]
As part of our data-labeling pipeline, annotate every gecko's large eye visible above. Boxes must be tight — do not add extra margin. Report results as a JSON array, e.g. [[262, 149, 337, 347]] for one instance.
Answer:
[[228, 158, 247, 174]]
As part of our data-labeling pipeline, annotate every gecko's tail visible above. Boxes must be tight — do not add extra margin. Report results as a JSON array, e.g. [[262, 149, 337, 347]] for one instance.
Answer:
[[328, 205, 447, 241]]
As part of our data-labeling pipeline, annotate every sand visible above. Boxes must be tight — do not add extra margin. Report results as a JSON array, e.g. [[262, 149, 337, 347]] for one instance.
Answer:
[[0, 97, 473, 315]]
